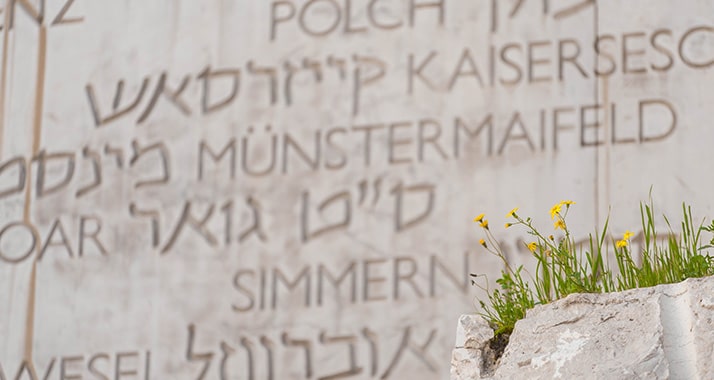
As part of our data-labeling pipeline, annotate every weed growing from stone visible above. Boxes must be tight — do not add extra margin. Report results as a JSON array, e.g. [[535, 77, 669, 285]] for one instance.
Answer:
[[471, 199, 714, 336]]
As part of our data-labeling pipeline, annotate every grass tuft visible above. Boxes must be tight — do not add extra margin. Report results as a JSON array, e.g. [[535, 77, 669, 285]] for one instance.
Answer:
[[471, 197, 714, 336]]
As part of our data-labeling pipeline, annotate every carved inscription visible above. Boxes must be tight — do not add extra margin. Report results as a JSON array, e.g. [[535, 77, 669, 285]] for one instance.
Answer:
[[0, 351, 151, 380], [185, 324, 439, 380], [490, 0, 595, 32], [231, 253, 471, 312], [0, 0, 85, 31], [269, 0, 445, 40], [83, 25, 712, 123], [0, 100, 677, 203], [0, 215, 107, 264], [0, 176, 444, 260]]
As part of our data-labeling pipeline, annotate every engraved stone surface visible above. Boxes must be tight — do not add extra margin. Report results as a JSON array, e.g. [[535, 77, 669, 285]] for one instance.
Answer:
[[451, 276, 714, 379], [0, 0, 712, 378]]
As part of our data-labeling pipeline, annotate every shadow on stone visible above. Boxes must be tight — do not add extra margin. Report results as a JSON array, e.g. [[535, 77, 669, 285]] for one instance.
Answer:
[[480, 332, 510, 377]]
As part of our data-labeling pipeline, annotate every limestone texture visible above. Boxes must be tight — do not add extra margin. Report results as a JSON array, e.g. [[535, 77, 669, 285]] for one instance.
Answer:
[[451, 276, 714, 379]]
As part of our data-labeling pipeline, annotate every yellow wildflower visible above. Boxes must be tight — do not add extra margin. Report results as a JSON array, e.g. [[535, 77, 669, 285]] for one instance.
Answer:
[[506, 207, 519, 218], [480, 219, 489, 229], [561, 200, 575, 206], [527, 242, 537, 252], [479, 239, 487, 248], [616, 230, 634, 248], [473, 213, 485, 223], [505, 223, 512, 229], [554, 219, 566, 230], [550, 203, 562, 219]]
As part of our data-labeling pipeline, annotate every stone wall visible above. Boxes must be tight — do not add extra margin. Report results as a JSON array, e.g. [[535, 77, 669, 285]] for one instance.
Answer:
[[0, 1, 712, 378]]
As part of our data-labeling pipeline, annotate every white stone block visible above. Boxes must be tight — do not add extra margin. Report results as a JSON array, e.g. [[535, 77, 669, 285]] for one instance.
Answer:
[[451, 276, 714, 379]]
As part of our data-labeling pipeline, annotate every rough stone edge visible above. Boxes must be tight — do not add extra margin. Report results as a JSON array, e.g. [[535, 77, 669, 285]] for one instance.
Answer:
[[450, 314, 493, 379]]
